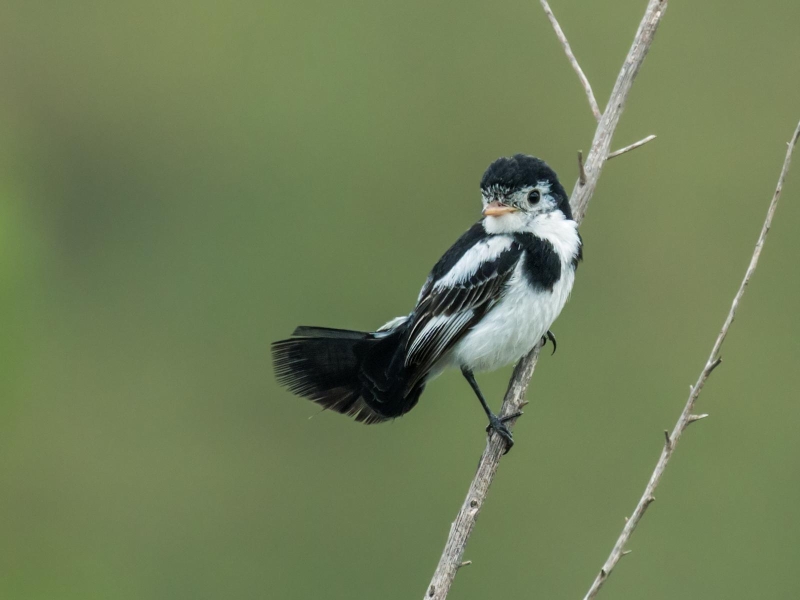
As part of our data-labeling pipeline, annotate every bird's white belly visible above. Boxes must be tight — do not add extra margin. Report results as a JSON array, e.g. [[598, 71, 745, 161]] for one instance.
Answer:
[[450, 264, 575, 372]]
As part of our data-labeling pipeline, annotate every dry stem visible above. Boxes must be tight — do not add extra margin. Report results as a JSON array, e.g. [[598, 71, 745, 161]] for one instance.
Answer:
[[539, 0, 602, 121], [582, 120, 800, 599]]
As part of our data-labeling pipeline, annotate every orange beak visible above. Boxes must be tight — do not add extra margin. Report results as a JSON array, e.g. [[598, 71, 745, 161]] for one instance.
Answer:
[[483, 201, 519, 217]]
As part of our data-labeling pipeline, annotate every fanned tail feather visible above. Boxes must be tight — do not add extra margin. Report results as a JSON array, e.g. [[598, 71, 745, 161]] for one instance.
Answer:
[[272, 325, 422, 424]]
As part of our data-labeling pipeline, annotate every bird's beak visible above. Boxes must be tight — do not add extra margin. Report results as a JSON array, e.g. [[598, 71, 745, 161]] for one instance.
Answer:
[[483, 201, 519, 217]]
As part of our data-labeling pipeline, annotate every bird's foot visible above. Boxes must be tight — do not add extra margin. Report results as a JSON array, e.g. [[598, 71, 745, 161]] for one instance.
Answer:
[[485, 411, 523, 454], [540, 330, 557, 355]]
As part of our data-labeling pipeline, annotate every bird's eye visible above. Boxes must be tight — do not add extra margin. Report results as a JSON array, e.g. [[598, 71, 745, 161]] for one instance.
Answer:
[[527, 190, 541, 204]]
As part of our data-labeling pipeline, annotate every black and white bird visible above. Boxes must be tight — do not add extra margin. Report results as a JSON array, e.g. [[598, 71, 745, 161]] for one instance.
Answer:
[[272, 154, 582, 451]]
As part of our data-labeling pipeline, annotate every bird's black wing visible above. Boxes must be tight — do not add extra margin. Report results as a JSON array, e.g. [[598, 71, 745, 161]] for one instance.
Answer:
[[403, 228, 523, 389]]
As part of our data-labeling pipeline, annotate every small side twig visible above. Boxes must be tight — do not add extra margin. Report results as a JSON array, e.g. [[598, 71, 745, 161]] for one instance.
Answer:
[[539, 0, 602, 121], [608, 134, 657, 159], [687, 413, 709, 425], [578, 151, 587, 186], [582, 119, 800, 600]]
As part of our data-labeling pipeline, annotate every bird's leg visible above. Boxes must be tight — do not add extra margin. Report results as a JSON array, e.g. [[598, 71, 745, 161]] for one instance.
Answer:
[[461, 368, 520, 454], [540, 329, 557, 355]]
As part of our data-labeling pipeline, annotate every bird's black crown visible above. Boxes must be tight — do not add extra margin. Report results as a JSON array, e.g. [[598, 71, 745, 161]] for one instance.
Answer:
[[481, 154, 572, 219]]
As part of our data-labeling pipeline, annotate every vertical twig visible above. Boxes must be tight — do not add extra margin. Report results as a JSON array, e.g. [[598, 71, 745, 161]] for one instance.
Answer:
[[582, 119, 800, 600], [423, 2, 668, 598]]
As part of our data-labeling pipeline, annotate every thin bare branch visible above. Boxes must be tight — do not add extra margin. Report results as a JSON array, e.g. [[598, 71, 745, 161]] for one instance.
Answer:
[[608, 134, 657, 159], [539, 0, 603, 122], [582, 119, 800, 600], [569, 0, 667, 223], [423, 2, 668, 598]]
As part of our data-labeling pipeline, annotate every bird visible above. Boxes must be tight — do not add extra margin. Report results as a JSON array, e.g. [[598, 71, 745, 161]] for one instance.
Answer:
[[272, 154, 582, 452]]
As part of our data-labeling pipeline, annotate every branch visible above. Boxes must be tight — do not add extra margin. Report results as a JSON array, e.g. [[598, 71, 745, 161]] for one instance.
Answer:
[[569, 0, 666, 223], [608, 134, 657, 159], [539, 0, 602, 121], [582, 119, 800, 600], [423, 2, 668, 598]]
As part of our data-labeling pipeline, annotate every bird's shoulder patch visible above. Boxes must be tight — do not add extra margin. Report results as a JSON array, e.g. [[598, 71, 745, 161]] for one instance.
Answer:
[[513, 232, 562, 291]]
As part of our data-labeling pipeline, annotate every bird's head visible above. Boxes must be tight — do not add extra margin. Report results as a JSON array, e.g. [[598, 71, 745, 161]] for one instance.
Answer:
[[480, 154, 572, 234]]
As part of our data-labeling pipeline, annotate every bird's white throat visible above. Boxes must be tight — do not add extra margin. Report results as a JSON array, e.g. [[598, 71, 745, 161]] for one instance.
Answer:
[[483, 209, 580, 260]]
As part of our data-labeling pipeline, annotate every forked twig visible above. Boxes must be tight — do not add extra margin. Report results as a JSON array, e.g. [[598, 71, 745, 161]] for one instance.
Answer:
[[423, 2, 668, 598]]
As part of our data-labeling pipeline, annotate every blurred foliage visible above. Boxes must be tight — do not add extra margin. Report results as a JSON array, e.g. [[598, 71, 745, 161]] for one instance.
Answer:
[[1, 1, 799, 598]]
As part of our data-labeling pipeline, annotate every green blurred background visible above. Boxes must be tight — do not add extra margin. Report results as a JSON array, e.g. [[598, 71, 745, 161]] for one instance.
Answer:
[[1, 1, 799, 598]]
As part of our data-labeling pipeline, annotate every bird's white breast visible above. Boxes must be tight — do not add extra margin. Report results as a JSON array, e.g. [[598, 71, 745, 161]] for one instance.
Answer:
[[450, 264, 574, 371], [450, 214, 580, 372]]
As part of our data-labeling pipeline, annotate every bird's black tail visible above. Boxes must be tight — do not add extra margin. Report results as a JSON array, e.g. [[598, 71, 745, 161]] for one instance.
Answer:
[[272, 325, 423, 424]]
